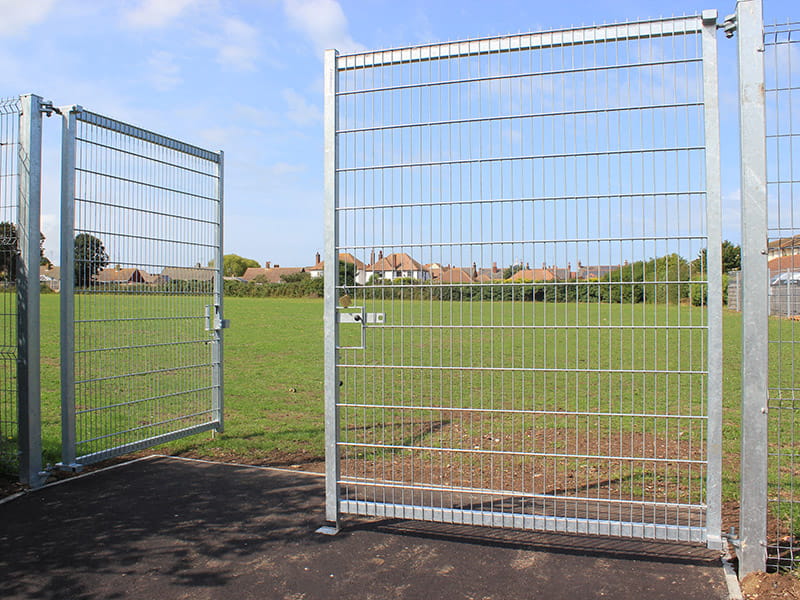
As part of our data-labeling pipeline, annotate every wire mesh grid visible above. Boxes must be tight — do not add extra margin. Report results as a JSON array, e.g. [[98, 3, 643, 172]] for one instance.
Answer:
[[68, 110, 222, 465], [0, 96, 20, 474], [331, 16, 716, 542], [764, 21, 800, 568]]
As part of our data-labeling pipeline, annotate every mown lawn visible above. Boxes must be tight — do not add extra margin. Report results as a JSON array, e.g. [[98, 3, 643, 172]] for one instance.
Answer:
[[38, 296, 327, 467], [32, 294, 747, 505]]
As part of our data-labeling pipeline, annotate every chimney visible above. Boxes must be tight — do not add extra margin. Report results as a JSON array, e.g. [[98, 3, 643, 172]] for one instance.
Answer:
[[577, 260, 583, 269], [378, 250, 383, 261], [265, 261, 271, 269], [315, 252, 321, 265], [370, 249, 375, 264], [492, 261, 498, 273], [624, 260, 629, 266], [472, 262, 477, 278]]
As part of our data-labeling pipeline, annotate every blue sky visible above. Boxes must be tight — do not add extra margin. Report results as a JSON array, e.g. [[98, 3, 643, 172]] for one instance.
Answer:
[[0, 0, 796, 268]]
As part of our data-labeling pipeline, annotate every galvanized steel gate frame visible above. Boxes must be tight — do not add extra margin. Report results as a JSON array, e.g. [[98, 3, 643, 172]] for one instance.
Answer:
[[323, 14, 724, 547], [1, 96, 224, 482], [58, 106, 225, 469]]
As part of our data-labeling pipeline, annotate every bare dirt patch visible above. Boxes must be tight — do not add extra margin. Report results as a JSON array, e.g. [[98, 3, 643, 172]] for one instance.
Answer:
[[741, 571, 800, 600]]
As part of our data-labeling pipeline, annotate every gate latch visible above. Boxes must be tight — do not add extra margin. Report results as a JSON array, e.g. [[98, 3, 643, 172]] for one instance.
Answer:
[[205, 304, 230, 332], [337, 306, 385, 350]]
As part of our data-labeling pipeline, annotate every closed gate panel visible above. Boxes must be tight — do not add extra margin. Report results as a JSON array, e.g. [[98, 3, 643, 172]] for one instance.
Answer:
[[325, 15, 722, 544]]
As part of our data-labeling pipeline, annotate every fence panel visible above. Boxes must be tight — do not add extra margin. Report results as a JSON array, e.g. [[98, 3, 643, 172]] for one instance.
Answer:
[[0, 95, 43, 486], [0, 97, 21, 476], [324, 15, 722, 545], [59, 107, 224, 468], [764, 18, 800, 569]]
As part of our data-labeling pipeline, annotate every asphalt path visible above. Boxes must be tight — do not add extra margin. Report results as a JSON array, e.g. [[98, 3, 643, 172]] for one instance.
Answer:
[[0, 456, 730, 600]]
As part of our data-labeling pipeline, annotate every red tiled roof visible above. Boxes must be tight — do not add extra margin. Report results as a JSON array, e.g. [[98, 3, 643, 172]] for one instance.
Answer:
[[366, 253, 424, 272], [435, 268, 474, 283], [307, 253, 366, 271], [242, 266, 305, 283], [769, 255, 800, 274]]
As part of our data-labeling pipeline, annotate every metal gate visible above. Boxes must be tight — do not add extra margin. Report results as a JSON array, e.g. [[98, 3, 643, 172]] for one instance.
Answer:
[[324, 14, 722, 546], [0, 95, 43, 486], [59, 106, 225, 468]]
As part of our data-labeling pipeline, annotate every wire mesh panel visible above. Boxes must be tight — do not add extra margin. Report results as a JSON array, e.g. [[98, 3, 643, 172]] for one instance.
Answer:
[[764, 20, 800, 568], [60, 108, 224, 467], [0, 97, 21, 474], [325, 15, 722, 544]]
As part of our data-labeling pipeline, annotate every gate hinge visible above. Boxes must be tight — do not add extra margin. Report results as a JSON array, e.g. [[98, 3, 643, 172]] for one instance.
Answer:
[[40, 101, 61, 117], [721, 13, 737, 38]]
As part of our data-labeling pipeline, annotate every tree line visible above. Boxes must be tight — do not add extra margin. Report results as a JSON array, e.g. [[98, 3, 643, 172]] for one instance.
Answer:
[[1, 221, 109, 287]]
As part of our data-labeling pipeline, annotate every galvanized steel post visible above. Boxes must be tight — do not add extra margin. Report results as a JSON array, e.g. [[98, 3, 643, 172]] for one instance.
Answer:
[[213, 150, 225, 433], [59, 105, 79, 470], [322, 47, 341, 530], [17, 94, 44, 487], [702, 9, 723, 551], [736, 0, 768, 576]]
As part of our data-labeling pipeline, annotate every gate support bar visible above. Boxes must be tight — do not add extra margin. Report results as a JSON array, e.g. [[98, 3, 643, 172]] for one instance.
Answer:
[[736, 0, 768, 577], [17, 94, 45, 488]]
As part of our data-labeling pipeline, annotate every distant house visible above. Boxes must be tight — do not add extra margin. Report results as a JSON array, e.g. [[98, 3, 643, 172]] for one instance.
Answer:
[[510, 265, 574, 282], [161, 266, 215, 282], [769, 254, 800, 277], [768, 234, 800, 259], [39, 265, 61, 292], [435, 267, 475, 284], [576, 262, 620, 280], [476, 263, 503, 283], [95, 267, 153, 285], [306, 253, 365, 279], [360, 252, 429, 283], [242, 262, 305, 283]]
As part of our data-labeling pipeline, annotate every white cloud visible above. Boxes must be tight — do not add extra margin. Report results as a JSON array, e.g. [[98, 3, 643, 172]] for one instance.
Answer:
[[282, 0, 365, 56], [269, 161, 308, 176], [282, 89, 321, 126], [125, 0, 198, 28], [0, 0, 56, 35], [147, 51, 182, 91], [233, 104, 279, 128], [214, 18, 261, 71]]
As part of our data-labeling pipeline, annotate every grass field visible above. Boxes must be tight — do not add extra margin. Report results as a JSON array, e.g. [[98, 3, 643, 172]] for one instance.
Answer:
[[38, 295, 327, 467], [30, 295, 743, 503], [16, 292, 800, 540]]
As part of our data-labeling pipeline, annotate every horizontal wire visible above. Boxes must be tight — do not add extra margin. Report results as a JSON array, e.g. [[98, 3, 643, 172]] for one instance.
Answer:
[[338, 364, 707, 375], [338, 441, 706, 464], [337, 145, 705, 173], [337, 57, 702, 96], [338, 102, 703, 134], [339, 479, 706, 510], [337, 403, 707, 419], [337, 190, 707, 211]]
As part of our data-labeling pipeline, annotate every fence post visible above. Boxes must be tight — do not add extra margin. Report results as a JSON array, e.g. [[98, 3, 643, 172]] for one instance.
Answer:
[[736, 0, 769, 576], [17, 94, 44, 487], [321, 48, 341, 532], [59, 106, 80, 470], [702, 10, 723, 551], [212, 151, 225, 433]]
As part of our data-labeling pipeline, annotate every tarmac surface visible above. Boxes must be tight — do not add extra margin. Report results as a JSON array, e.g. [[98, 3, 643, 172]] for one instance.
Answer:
[[0, 456, 730, 600]]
